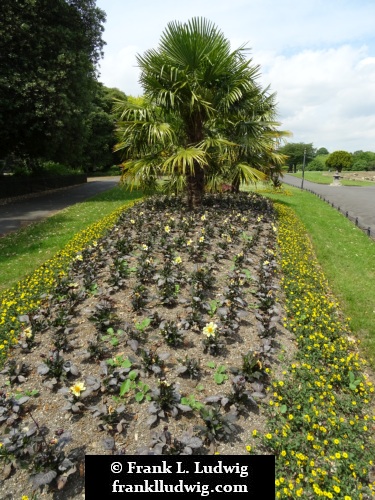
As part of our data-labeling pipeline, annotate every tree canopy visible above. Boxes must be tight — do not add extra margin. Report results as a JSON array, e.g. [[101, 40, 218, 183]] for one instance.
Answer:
[[114, 17, 288, 208], [0, 0, 106, 169], [351, 151, 375, 171], [326, 150, 352, 172], [277, 142, 316, 171]]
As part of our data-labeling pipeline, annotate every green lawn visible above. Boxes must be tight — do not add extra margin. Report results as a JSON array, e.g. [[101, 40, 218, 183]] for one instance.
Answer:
[[249, 183, 375, 366], [288, 170, 375, 186], [0, 186, 142, 293]]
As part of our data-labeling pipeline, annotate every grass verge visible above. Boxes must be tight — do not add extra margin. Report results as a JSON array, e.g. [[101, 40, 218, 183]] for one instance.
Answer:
[[246, 184, 375, 368], [288, 171, 374, 186], [0, 186, 142, 293]]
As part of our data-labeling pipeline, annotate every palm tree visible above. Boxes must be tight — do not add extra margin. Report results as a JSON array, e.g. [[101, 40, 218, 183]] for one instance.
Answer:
[[114, 17, 288, 208]]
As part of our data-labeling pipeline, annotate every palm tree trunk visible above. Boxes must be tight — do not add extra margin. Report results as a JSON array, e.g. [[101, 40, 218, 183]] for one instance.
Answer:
[[187, 163, 205, 209], [231, 178, 240, 193]]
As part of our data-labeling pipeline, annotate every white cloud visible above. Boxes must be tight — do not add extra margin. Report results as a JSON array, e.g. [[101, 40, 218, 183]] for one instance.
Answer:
[[96, 0, 375, 152], [98, 45, 142, 95], [258, 45, 375, 151]]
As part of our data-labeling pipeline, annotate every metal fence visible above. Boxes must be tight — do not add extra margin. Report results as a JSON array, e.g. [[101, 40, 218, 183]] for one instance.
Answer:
[[303, 187, 374, 241]]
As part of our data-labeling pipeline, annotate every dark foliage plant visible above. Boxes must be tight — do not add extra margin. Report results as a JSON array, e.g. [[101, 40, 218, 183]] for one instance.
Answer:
[[0, 192, 284, 494]]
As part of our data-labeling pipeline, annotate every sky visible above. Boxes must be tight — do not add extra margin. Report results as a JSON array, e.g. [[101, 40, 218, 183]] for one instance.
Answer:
[[95, 0, 375, 153]]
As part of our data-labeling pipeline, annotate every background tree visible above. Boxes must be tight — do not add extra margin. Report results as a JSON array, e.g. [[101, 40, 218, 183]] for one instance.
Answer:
[[351, 151, 375, 171], [306, 154, 329, 171], [0, 0, 106, 171], [82, 84, 127, 172], [277, 142, 316, 172], [326, 150, 352, 172], [316, 147, 329, 155], [114, 17, 287, 208]]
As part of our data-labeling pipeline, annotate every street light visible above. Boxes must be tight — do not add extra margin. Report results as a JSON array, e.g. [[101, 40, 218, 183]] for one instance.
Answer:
[[301, 148, 306, 189]]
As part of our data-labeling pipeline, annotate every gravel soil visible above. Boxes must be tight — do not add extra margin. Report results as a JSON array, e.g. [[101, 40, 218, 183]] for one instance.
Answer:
[[0, 193, 297, 499]]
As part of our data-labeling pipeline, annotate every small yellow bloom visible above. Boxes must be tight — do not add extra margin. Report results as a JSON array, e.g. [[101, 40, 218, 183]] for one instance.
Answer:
[[70, 381, 86, 397], [202, 322, 218, 337], [24, 326, 33, 338]]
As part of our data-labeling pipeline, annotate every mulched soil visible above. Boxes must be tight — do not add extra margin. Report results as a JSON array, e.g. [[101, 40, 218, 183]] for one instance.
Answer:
[[0, 193, 297, 498]]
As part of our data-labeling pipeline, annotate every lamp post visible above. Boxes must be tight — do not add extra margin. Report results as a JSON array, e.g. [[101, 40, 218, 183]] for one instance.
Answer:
[[301, 148, 306, 189]]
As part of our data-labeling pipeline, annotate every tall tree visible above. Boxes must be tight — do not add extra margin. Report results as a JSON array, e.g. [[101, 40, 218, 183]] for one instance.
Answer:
[[0, 0, 106, 169], [326, 150, 352, 172], [82, 84, 127, 172], [277, 142, 316, 171], [114, 17, 287, 208]]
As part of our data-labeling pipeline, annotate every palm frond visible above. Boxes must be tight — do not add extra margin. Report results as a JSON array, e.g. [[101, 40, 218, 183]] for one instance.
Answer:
[[231, 162, 266, 186], [162, 147, 208, 176]]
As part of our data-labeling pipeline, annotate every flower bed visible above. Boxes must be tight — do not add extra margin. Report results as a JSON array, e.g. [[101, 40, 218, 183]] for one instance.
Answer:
[[0, 193, 374, 499], [0, 193, 281, 496]]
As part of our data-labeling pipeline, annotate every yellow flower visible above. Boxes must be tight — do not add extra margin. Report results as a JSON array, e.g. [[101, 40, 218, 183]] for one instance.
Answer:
[[174, 256, 182, 265], [202, 322, 217, 337], [24, 326, 33, 338], [164, 225, 171, 233], [70, 381, 86, 397], [246, 445, 251, 452]]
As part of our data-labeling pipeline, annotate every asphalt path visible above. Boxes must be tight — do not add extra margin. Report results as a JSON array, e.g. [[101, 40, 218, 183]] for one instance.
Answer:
[[282, 174, 375, 235], [0, 176, 121, 237], [1, 174, 374, 239]]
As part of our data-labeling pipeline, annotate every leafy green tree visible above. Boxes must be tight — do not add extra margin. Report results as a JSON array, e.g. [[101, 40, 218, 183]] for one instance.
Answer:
[[316, 147, 329, 155], [326, 150, 352, 172], [82, 84, 127, 172], [114, 17, 287, 208], [277, 142, 316, 172], [351, 151, 375, 171], [306, 155, 328, 171], [0, 0, 106, 170]]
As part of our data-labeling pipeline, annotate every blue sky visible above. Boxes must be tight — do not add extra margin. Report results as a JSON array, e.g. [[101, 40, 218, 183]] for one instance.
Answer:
[[95, 0, 375, 153]]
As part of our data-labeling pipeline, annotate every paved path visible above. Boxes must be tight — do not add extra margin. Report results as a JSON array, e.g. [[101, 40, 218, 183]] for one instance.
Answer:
[[0, 177, 121, 237], [1, 174, 374, 239], [282, 174, 375, 235]]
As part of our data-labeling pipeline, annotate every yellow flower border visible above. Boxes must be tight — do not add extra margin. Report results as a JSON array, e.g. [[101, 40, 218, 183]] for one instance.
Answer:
[[0, 200, 139, 360]]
